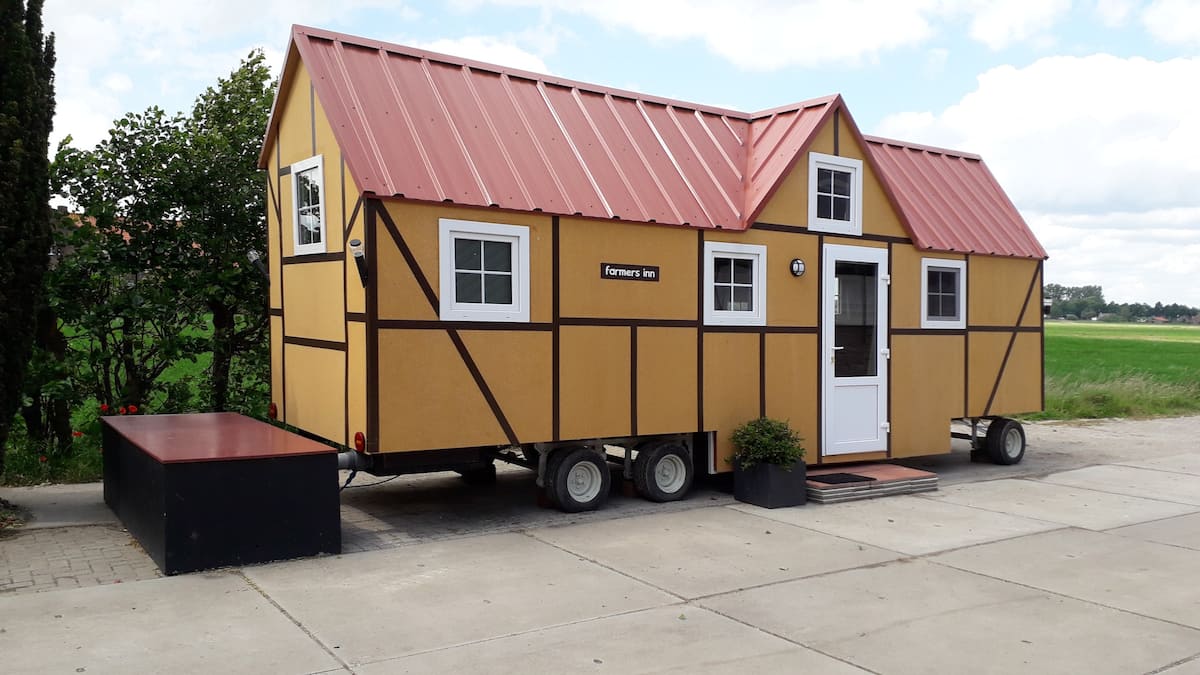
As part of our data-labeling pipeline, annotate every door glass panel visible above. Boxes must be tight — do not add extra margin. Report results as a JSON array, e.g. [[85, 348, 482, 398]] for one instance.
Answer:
[[834, 261, 877, 377]]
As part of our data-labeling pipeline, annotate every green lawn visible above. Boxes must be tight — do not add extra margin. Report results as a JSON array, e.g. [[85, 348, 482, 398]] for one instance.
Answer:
[[1035, 321, 1200, 419]]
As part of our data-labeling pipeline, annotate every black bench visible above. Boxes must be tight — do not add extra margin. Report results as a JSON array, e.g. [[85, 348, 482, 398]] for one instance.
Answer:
[[102, 413, 340, 574]]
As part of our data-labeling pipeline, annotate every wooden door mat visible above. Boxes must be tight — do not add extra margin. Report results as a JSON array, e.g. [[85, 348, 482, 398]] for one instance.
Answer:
[[807, 464, 938, 504]]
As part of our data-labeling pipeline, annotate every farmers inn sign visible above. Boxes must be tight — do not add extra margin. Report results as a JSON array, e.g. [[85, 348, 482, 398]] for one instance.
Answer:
[[601, 262, 660, 282]]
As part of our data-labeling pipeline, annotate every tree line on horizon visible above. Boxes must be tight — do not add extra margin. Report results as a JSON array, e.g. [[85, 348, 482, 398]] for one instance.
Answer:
[[1044, 283, 1200, 323]]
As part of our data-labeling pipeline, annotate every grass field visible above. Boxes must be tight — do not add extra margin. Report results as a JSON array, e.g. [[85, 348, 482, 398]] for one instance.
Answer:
[[1035, 321, 1200, 420]]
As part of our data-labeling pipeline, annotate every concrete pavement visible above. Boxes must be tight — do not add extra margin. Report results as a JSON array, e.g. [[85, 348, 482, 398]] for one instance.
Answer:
[[1, 415, 1199, 673]]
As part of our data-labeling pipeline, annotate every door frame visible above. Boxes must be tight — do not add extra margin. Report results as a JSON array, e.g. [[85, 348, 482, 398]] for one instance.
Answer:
[[821, 244, 890, 457]]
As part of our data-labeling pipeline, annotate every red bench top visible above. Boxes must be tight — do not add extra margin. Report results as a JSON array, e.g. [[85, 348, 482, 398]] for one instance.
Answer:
[[102, 412, 335, 463]]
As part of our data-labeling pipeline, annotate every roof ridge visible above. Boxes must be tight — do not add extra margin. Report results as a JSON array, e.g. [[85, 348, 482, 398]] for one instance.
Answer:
[[291, 25, 837, 123], [862, 134, 982, 161]]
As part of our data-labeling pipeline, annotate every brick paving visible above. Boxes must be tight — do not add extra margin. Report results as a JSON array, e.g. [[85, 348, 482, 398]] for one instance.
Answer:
[[0, 525, 161, 595]]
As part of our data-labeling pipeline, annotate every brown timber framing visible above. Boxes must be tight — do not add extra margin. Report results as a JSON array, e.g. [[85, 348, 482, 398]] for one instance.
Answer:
[[552, 216, 561, 441], [752, 221, 911, 245], [696, 229, 705, 434], [375, 200, 519, 448], [814, 233, 824, 464], [285, 335, 346, 351], [365, 199, 379, 452], [342, 156, 350, 448], [630, 325, 638, 436], [275, 140, 286, 424], [983, 262, 1042, 416]]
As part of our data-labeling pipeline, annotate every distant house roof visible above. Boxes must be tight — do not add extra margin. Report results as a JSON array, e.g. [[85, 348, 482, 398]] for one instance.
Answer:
[[262, 25, 1045, 259]]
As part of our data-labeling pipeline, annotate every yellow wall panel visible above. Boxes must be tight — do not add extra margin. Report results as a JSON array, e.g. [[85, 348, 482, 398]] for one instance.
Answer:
[[343, 169, 366, 315], [377, 329, 506, 451], [838, 115, 910, 240], [559, 326, 631, 440], [891, 335, 963, 457], [283, 343, 345, 443], [892, 246, 966, 330], [703, 333, 760, 471], [764, 333, 818, 453], [282, 261, 345, 342], [277, 62, 313, 168], [704, 228, 819, 326], [636, 327, 698, 435], [970, 256, 1041, 327], [988, 333, 1042, 415], [378, 202, 552, 322], [559, 218, 696, 321], [346, 320, 367, 446], [460, 330, 553, 443]]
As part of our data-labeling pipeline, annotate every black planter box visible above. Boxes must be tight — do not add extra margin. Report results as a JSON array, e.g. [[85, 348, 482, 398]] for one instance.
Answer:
[[733, 460, 807, 509], [102, 413, 340, 575]]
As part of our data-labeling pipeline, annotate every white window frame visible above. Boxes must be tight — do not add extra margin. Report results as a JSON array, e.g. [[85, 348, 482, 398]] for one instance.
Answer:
[[808, 152, 863, 236], [439, 218, 530, 323], [703, 241, 767, 326], [290, 155, 327, 255], [920, 258, 967, 329]]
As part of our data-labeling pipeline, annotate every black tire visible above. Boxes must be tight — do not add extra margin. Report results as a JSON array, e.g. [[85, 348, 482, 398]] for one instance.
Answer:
[[549, 447, 611, 513], [985, 418, 1026, 465], [457, 462, 497, 485], [633, 443, 693, 502]]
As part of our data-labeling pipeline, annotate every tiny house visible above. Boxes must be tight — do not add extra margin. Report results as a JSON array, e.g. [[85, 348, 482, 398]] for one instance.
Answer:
[[259, 26, 1047, 511]]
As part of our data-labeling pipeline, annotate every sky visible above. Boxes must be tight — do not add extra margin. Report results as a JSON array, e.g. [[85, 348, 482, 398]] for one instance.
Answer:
[[43, 0, 1200, 307]]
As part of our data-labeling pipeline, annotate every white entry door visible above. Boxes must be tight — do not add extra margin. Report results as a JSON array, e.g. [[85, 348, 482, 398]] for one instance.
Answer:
[[822, 244, 889, 456]]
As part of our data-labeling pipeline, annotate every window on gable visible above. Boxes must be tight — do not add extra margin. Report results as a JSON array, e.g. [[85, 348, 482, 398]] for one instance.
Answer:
[[290, 155, 326, 255], [439, 219, 530, 322], [704, 242, 766, 326], [921, 258, 967, 329], [808, 152, 863, 236]]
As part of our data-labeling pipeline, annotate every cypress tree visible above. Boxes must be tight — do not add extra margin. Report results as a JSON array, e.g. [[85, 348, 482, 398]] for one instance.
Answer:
[[0, 0, 56, 473]]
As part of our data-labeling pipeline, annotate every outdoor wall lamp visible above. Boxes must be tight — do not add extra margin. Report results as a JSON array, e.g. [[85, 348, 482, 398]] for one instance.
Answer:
[[349, 239, 368, 287], [790, 258, 806, 277], [247, 249, 268, 279]]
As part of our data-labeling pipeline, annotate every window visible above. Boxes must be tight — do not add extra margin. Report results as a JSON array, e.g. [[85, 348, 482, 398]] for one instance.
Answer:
[[439, 219, 530, 322], [921, 258, 966, 329], [703, 242, 766, 325], [808, 152, 863, 236], [290, 155, 326, 255]]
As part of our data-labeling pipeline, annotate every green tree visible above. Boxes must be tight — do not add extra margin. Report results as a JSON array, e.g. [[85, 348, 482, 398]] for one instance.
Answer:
[[0, 0, 55, 473], [178, 51, 273, 413]]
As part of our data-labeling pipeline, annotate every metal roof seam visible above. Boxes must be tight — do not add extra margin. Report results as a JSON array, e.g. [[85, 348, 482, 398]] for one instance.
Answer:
[[668, 107, 741, 221], [720, 115, 745, 147], [369, 44, 440, 199], [637, 100, 718, 228], [600, 92, 678, 224], [535, 81, 612, 217], [458, 65, 536, 211], [910, 150, 983, 252], [570, 88, 648, 221], [498, 73, 576, 215], [694, 110, 742, 182], [418, 57, 492, 205], [590, 90, 667, 222], [311, 39, 382, 191]]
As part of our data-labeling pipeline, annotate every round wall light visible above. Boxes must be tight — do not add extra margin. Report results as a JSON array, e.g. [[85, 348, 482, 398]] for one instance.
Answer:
[[790, 259, 806, 277]]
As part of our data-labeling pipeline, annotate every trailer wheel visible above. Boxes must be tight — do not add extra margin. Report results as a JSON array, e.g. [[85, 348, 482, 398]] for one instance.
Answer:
[[985, 418, 1026, 465], [549, 447, 611, 513], [633, 443, 693, 502]]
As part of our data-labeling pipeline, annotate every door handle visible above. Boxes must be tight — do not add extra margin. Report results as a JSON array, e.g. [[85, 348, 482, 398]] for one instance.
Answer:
[[831, 346, 843, 364]]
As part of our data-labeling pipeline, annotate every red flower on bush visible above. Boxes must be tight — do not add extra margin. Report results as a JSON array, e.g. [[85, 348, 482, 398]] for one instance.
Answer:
[[100, 403, 109, 413], [128, 405, 139, 414], [72, 430, 83, 438], [119, 406, 127, 415], [38, 455, 47, 463]]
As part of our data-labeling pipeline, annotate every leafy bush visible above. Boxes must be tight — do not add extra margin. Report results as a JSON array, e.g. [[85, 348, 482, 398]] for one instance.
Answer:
[[729, 417, 805, 470]]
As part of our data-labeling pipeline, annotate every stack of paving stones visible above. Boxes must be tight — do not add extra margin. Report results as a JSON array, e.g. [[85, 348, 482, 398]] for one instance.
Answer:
[[806, 464, 939, 504]]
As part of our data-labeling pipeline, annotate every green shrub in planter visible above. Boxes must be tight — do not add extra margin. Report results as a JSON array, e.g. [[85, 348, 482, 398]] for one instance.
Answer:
[[729, 418, 807, 509], [730, 417, 805, 470]]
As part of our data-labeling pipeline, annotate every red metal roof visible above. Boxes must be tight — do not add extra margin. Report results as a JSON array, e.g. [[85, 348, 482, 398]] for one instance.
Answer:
[[260, 25, 1045, 258], [864, 136, 1047, 259]]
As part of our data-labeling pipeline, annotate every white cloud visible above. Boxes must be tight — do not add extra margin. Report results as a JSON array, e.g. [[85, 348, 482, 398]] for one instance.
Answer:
[[1142, 0, 1200, 45], [877, 54, 1200, 305], [460, 0, 1079, 69], [1093, 0, 1137, 26], [102, 73, 133, 93], [967, 0, 1071, 50], [413, 36, 551, 73]]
